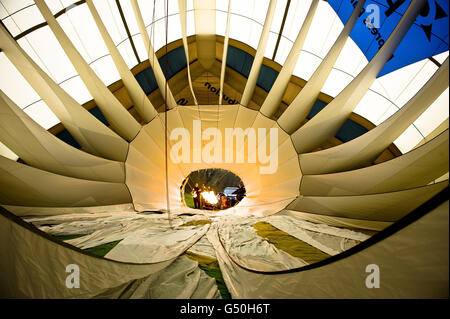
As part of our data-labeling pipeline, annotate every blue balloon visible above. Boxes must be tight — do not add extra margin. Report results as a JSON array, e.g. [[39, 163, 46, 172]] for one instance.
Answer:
[[327, 0, 449, 77]]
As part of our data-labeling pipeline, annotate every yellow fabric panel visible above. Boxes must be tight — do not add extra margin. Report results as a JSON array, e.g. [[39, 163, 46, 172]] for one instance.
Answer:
[[181, 220, 212, 227], [185, 251, 219, 269], [253, 221, 330, 264]]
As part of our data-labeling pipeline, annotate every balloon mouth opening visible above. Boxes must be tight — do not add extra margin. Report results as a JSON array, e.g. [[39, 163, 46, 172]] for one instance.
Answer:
[[180, 168, 246, 211]]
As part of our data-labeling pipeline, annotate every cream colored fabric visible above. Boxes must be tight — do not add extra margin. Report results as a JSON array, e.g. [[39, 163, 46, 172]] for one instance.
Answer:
[[194, 0, 216, 70], [219, 1, 231, 105], [0, 22, 128, 162], [300, 58, 449, 175], [87, 0, 157, 123], [259, 0, 319, 118], [126, 105, 301, 217], [3, 204, 134, 217], [291, 0, 427, 153], [207, 201, 449, 298], [0, 90, 125, 183], [128, 255, 219, 299], [264, 215, 369, 255], [131, 0, 177, 109], [187, 234, 217, 259], [301, 130, 449, 196], [414, 118, 449, 150], [65, 213, 184, 249], [277, 0, 366, 133], [278, 210, 392, 231], [35, 0, 141, 142], [0, 209, 174, 298], [217, 217, 307, 271], [178, 0, 198, 106], [0, 155, 131, 207], [104, 224, 210, 263], [287, 181, 448, 222], [240, 0, 277, 107]]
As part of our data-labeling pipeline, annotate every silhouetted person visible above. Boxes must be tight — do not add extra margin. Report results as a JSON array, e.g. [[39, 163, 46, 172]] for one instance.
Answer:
[[193, 183, 201, 209], [219, 194, 230, 210], [233, 183, 246, 202]]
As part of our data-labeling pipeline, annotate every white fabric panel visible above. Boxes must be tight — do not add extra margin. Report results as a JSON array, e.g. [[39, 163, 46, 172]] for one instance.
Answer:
[[45, 0, 74, 13], [274, 36, 292, 65], [0, 1, 33, 17], [264, 31, 278, 59], [333, 38, 367, 77], [292, 50, 321, 82], [18, 29, 78, 84], [0, 2, 7, 19], [434, 51, 449, 64], [55, 4, 121, 86], [376, 59, 438, 107], [117, 0, 139, 34], [281, 0, 311, 43], [353, 90, 393, 124], [90, 55, 121, 86], [92, 0, 128, 45], [261, 0, 287, 59], [320, 68, 353, 97], [131, 33, 148, 62], [229, 14, 262, 51], [186, 9, 195, 36], [0, 53, 41, 108], [117, 39, 139, 69], [59, 76, 93, 105], [229, 0, 269, 25], [394, 124, 427, 154], [0, 3, 44, 37], [16, 25, 96, 106], [270, 0, 287, 33], [0, 141, 18, 161], [302, 1, 342, 59], [149, 15, 182, 52], [57, 4, 109, 64], [22, 100, 60, 130], [215, 0, 228, 12], [414, 88, 449, 137], [216, 10, 226, 36]]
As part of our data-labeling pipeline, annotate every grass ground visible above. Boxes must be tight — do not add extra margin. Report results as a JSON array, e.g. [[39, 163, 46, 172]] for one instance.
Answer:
[[184, 192, 195, 208]]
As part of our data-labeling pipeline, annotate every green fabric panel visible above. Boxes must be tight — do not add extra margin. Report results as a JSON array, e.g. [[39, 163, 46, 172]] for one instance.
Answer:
[[84, 240, 122, 257], [184, 252, 231, 299], [52, 234, 85, 241]]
